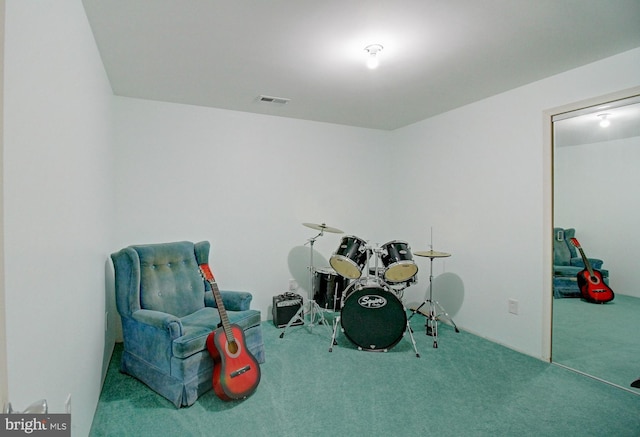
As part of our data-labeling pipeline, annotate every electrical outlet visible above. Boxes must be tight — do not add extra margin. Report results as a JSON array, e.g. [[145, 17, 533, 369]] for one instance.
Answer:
[[508, 299, 519, 315]]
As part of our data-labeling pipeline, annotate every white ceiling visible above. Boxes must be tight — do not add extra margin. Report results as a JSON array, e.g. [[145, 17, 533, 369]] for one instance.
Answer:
[[554, 97, 640, 147], [82, 0, 640, 131]]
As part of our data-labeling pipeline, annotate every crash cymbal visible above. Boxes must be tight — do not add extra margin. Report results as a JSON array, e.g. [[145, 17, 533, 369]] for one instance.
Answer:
[[302, 222, 344, 234], [414, 250, 451, 258]]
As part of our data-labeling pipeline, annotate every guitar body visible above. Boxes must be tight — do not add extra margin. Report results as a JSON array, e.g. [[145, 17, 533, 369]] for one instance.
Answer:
[[206, 323, 261, 400], [199, 263, 261, 401], [576, 269, 615, 304]]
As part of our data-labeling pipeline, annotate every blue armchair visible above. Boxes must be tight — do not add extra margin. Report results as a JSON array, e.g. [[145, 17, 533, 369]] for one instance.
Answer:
[[111, 241, 265, 407], [553, 228, 609, 298]]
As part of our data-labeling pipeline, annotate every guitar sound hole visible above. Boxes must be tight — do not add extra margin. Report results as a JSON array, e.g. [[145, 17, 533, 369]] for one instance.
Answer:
[[228, 341, 239, 355]]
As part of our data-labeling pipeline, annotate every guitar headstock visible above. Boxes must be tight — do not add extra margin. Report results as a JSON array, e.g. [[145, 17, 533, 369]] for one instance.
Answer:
[[198, 263, 215, 283], [569, 237, 581, 249]]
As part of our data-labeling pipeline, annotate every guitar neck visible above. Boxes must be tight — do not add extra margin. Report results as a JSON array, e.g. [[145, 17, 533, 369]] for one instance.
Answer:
[[199, 264, 235, 343], [577, 247, 595, 277], [211, 282, 234, 339], [570, 238, 595, 277]]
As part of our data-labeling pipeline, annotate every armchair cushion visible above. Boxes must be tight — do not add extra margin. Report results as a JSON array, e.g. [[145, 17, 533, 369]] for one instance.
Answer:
[[172, 307, 261, 359], [553, 228, 576, 266], [137, 242, 206, 317]]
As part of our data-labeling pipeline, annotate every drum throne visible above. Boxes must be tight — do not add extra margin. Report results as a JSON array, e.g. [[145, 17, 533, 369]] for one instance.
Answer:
[[111, 240, 265, 407]]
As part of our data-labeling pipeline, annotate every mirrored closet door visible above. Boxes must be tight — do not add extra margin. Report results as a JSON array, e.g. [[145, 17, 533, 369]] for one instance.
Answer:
[[552, 93, 640, 393]]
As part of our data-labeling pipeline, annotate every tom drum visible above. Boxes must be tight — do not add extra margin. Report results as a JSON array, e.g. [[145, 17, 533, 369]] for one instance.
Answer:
[[380, 240, 418, 283], [330, 235, 368, 279]]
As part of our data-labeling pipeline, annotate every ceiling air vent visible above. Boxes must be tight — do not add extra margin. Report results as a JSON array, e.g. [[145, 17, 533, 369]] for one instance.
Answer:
[[258, 95, 290, 105]]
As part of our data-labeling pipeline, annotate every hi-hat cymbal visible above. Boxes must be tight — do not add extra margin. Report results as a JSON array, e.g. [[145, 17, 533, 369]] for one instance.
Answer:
[[302, 222, 344, 234], [414, 250, 451, 258]]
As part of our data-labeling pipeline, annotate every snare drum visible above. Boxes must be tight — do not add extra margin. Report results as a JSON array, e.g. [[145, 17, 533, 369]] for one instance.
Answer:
[[313, 268, 348, 311], [330, 235, 368, 279], [340, 282, 406, 351], [380, 240, 418, 283]]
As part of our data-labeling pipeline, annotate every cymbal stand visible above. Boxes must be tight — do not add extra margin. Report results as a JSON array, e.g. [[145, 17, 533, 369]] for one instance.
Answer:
[[409, 253, 459, 348], [280, 230, 332, 338]]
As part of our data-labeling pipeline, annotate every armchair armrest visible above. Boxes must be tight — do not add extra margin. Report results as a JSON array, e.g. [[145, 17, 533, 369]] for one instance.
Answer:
[[570, 257, 604, 270], [205, 290, 253, 311], [132, 309, 184, 338]]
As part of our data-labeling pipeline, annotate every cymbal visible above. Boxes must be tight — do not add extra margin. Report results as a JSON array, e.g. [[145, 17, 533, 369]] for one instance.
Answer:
[[414, 250, 451, 258], [302, 222, 344, 234]]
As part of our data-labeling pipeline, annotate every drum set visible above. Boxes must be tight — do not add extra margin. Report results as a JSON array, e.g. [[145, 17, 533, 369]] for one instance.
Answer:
[[281, 222, 440, 356], [326, 234, 420, 355]]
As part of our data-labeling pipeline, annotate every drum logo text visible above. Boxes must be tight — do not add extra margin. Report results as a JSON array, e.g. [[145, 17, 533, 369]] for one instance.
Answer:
[[358, 295, 387, 308]]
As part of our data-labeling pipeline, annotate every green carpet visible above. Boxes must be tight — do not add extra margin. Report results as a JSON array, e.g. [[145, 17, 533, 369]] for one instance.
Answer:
[[553, 294, 640, 393], [91, 314, 640, 436]]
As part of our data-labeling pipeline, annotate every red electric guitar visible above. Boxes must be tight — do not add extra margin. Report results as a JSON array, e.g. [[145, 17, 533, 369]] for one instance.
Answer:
[[199, 263, 261, 400], [569, 238, 614, 304]]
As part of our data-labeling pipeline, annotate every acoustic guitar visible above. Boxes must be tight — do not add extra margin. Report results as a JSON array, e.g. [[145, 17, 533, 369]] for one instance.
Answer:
[[199, 263, 261, 400], [569, 238, 614, 304]]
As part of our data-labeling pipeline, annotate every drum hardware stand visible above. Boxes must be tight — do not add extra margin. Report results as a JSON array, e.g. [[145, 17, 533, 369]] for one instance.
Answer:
[[280, 223, 341, 339], [405, 319, 421, 357], [328, 305, 421, 357], [411, 240, 459, 348]]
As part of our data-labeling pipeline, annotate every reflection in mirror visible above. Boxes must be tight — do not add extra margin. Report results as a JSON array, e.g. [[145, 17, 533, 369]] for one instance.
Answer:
[[552, 94, 640, 393]]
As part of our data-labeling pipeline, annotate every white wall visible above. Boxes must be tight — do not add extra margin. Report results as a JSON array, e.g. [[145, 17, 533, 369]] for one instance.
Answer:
[[3, 1, 114, 436], [555, 135, 640, 298], [112, 48, 640, 362], [112, 98, 394, 318], [395, 48, 640, 357]]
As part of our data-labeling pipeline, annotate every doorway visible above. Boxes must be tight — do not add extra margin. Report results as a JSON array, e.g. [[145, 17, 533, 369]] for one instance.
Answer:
[[550, 89, 640, 393]]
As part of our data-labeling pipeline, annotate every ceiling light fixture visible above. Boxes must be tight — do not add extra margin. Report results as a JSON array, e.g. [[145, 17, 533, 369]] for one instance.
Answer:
[[364, 44, 383, 69], [598, 113, 611, 128]]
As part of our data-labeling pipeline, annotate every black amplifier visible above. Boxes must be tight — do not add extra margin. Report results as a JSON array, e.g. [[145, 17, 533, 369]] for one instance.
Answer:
[[272, 293, 304, 328]]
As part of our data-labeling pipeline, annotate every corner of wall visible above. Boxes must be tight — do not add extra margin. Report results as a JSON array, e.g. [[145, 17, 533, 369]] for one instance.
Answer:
[[0, 0, 9, 410]]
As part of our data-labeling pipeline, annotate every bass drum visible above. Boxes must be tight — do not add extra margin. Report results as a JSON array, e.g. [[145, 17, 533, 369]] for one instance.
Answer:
[[340, 283, 406, 351]]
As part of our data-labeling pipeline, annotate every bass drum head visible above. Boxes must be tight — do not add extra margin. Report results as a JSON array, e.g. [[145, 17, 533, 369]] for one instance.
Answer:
[[341, 285, 406, 351]]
